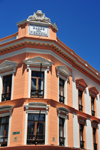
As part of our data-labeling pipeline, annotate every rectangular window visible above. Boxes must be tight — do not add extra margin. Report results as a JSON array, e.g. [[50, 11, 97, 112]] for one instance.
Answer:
[[2, 75, 12, 102], [78, 90, 83, 111], [91, 97, 95, 116], [27, 113, 45, 145], [59, 78, 65, 103], [79, 124, 84, 149], [31, 71, 44, 98], [93, 128, 97, 150], [0, 116, 9, 146], [59, 117, 65, 146]]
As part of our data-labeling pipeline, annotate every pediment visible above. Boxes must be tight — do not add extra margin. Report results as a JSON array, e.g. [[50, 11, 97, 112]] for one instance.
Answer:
[[24, 56, 53, 69], [56, 65, 71, 77], [0, 60, 18, 73], [58, 107, 70, 115], [76, 78, 87, 90], [0, 105, 13, 112], [89, 87, 99, 97]]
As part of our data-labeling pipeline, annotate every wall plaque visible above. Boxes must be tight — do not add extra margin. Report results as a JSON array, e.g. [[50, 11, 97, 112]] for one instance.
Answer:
[[29, 25, 49, 37]]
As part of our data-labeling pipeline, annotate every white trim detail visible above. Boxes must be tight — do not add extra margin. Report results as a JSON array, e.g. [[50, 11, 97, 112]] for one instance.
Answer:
[[0, 105, 13, 146], [25, 56, 52, 99], [0, 60, 17, 102], [57, 107, 69, 147], [24, 102, 49, 145], [56, 65, 71, 104]]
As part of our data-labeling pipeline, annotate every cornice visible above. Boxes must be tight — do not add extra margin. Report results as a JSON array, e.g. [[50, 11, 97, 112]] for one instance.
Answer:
[[0, 37, 100, 85]]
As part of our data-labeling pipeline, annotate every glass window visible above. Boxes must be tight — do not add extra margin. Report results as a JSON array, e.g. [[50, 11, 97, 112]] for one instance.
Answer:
[[79, 124, 84, 149], [59, 117, 65, 146], [0, 116, 9, 146], [27, 113, 45, 145], [2, 75, 12, 102], [59, 79, 65, 103], [78, 90, 83, 111], [31, 72, 44, 98]]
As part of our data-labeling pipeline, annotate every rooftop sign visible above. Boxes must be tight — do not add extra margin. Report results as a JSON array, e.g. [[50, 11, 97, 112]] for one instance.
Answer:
[[29, 25, 49, 37]]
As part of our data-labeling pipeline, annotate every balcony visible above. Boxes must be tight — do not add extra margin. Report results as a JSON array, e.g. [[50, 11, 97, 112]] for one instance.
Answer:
[[59, 137, 65, 146], [94, 143, 97, 150], [31, 90, 44, 98], [1, 93, 11, 102], [27, 134, 45, 145], [92, 110, 95, 116], [80, 141, 84, 149], [59, 95, 65, 103], [0, 136, 8, 147], [79, 104, 83, 111]]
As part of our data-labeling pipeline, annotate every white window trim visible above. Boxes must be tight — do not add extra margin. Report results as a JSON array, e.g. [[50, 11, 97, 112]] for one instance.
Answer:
[[24, 56, 53, 99], [58, 107, 69, 147], [28, 67, 47, 99], [24, 102, 49, 145], [0, 71, 14, 102], [0, 60, 17, 102], [56, 65, 71, 105], [0, 105, 13, 147]]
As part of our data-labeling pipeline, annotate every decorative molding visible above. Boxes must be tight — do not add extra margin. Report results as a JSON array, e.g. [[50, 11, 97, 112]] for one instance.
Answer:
[[78, 115, 87, 125], [57, 107, 70, 116], [91, 120, 99, 128], [0, 60, 17, 74], [24, 56, 53, 71], [0, 105, 13, 112], [56, 65, 71, 78], [76, 78, 88, 91], [89, 87, 99, 97]]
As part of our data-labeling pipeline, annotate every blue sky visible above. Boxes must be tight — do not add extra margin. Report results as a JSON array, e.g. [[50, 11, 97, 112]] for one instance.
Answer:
[[0, 0, 100, 72]]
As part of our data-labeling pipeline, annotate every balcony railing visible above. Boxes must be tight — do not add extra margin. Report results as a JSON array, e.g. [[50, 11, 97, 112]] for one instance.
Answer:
[[59, 137, 65, 146], [27, 134, 45, 144], [79, 104, 83, 111], [92, 110, 95, 116], [31, 90, 44, 98], [80, 141, 84, 149], [1, 93, 11, 102], [94, 143, 97, 150], [59, 95, 65, 103], [0, 136, 8, 147]]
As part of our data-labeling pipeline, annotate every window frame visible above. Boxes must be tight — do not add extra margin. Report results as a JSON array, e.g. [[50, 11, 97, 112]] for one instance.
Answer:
[[0, 71, 14, 102], [58, 107, 69, 147], [0, 105, 12, 147], [24, 102, 49, 145]]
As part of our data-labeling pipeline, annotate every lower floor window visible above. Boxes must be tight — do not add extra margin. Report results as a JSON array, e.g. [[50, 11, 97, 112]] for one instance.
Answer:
[[27, 114, 45, 145], [59, 117, 65, 146], [0, 116, 9, 146], [79, 124, 84, 149]]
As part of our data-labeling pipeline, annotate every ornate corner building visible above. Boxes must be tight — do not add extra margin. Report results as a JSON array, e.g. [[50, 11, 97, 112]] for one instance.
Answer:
[[0, 10, 100, 150]]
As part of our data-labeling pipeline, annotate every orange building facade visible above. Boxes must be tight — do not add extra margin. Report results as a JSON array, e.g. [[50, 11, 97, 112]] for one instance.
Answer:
[[0, 10, 100, 150]]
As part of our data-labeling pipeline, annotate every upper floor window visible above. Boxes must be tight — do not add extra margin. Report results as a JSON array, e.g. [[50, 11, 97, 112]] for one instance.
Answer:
[[0, 60, 17, 102], [31, 71, 44, 98], [89, 87, 99, 117], [2, 75, 12, 102], [91, 97, 95, 116], [76, 79, 87, 112], [59, 78, 64, 103], [27, 114, 45, 145], [56, 65, 71, 105], [0, 116, 9, 147], [24, 56, 53, 99], [78, 90, 83, 111], [92, 121, 98, 150]]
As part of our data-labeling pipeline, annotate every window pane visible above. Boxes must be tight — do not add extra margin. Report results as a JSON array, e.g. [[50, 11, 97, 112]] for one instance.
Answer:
[[31, 78, 36, 90], [1, 117, 6, 124], [28, 114, 45, 121], [38, 79, 43, 91], [61, 87, 63, 96], [6, 124, 9, 137], [37, 123, 44, 135], [59, 118, 64, 137], [28, 123, 35, 135], [0, 125, 4, 136]]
